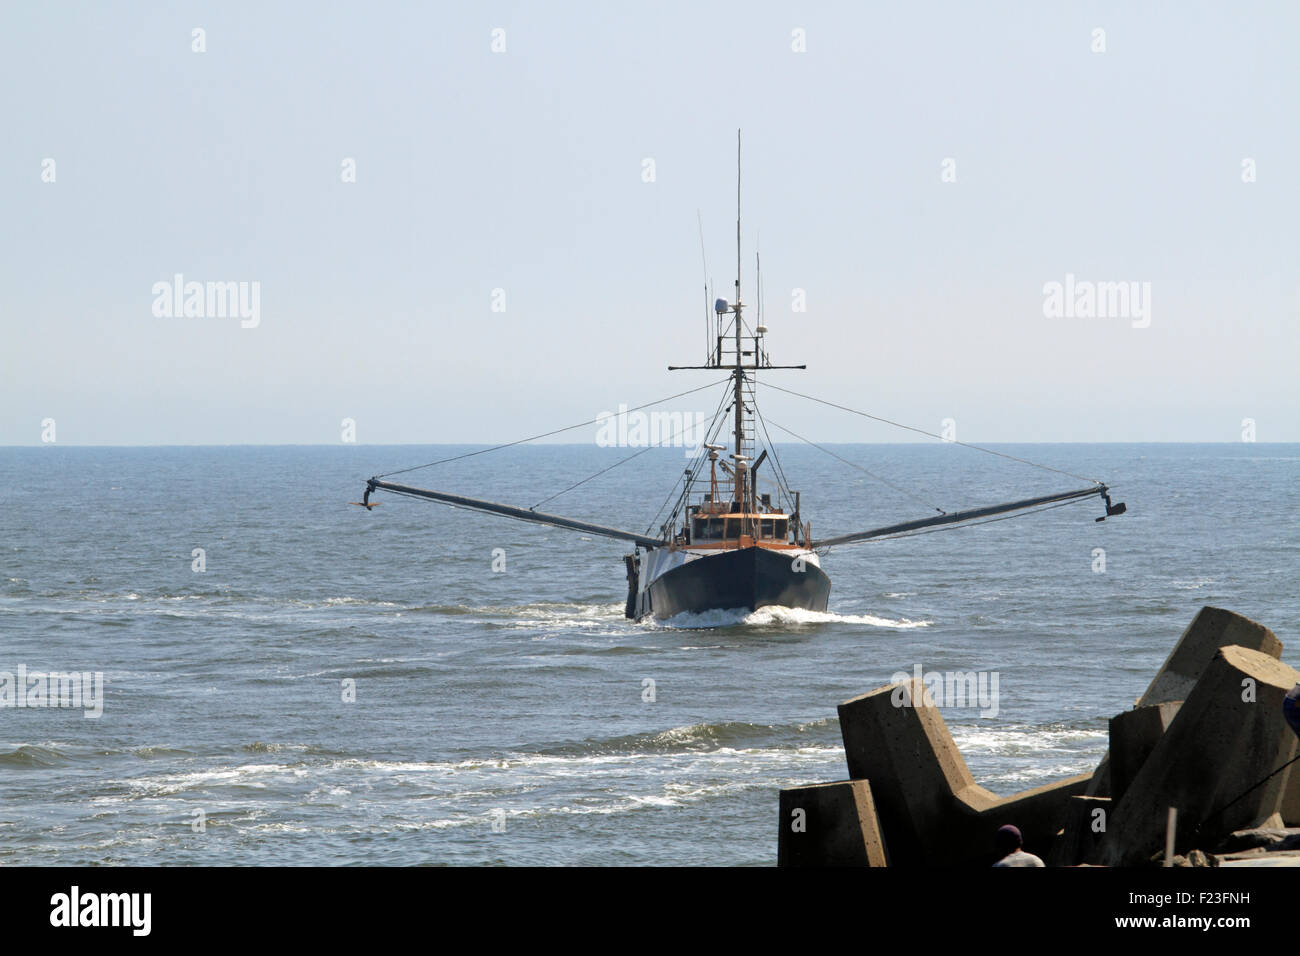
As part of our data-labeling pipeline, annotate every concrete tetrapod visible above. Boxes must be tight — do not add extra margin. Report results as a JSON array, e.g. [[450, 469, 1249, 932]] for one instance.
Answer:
[[837, 679, 1090, 867], [1137, 607, 1283, 709], [1093, 645, 1300, 866], [1108, 701, 1183, 804], [778, 780, 889, 867], [1085, 607, 1284, 801]]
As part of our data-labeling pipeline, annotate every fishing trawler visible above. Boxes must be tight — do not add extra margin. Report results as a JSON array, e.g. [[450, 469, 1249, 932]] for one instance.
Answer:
[[357, 134, 1125, 622]]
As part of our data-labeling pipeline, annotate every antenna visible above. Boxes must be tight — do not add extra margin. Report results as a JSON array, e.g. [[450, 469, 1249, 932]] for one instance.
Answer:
[[708, 280, 715, 363], [732, 128, 745, 488], [735, 129, 742, 312], [697, 210, 710, 363], [666, 129, 804, 378]]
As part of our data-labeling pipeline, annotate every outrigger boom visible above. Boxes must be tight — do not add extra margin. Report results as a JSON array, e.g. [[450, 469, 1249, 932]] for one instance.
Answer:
[[812, 484, 1124, 549], [361, 478, 1124, 553], [361, 478, 666, 549]]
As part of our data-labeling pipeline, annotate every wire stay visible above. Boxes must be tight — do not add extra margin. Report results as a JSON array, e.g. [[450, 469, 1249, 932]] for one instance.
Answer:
[[760, 381, 1101, 485], [376, 378, 729, 479]]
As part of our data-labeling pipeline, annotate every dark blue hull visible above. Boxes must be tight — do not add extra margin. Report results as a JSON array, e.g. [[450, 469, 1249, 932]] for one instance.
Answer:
[[643, 546, 831, 620]]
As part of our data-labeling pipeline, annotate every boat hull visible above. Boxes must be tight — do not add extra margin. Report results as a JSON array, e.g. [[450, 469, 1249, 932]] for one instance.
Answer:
[[642, 545, 831, 620]]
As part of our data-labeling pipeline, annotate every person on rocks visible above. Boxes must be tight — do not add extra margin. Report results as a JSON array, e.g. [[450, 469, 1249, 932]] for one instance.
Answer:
[[992, 824, 1044, 867]]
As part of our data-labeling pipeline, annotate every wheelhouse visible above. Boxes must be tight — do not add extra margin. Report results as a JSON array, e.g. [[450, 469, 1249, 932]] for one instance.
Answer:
[[688, 508, 789, 544]]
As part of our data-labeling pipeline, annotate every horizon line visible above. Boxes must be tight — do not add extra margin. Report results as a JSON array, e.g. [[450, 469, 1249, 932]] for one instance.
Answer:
[[2, 440, 1296, 450]]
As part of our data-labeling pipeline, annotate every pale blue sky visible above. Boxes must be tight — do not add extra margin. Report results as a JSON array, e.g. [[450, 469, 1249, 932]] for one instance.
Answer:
[[2, 1, 1296, 445]]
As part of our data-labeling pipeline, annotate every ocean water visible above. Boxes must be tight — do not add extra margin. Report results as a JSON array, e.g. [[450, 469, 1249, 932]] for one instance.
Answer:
[[1, 442, 1297, 866]]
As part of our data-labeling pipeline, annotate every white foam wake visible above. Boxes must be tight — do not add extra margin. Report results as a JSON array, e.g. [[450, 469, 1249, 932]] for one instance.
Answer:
[[654, 605, 930, 629]]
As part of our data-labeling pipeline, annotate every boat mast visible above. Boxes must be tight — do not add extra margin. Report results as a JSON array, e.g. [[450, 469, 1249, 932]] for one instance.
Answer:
[[664, 129, 806, 541], [733, 130, 746, 513]]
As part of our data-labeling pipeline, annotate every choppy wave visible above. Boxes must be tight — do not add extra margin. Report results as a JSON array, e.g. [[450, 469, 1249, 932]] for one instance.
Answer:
[[0, 743, 68, 768], [0, 714, 1115, 863], [95, 743, 844, 806], [240, 742, 348, 756], [1170, 578, 1216, 590], [0, 742, 220, 768], [14, 718, 1110, 848], [953, 723, 1108, 756], [532, 718, 838, 757]]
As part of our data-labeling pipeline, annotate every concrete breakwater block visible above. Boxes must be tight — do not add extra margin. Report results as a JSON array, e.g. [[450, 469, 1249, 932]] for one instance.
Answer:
[[1108, 701, 1182, 803], [1094, 645, 1300, 867], [837, 679, 1090, 867], [1083, 758, 1113, 801], [1047, 795, 1111, 867], [1137, 607, 1282, 708], [778, 780, 889, 867], [1085, 607, 1283, 801]]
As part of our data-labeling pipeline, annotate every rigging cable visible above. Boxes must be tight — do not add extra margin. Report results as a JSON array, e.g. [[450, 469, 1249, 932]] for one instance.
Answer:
[[761, 382, 1101, 485], [646, 390, 737, 536], [644, 391, 734, 535], [763, 416, 946, 515], [750, 402, 796, 506], [531, 383, 731, 511], [375, 378, 730, 479], [1189, 753, 1300, 843]]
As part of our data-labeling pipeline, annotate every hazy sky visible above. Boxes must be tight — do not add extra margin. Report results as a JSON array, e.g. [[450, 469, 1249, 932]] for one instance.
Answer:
[[2, 2, 1296, 445]]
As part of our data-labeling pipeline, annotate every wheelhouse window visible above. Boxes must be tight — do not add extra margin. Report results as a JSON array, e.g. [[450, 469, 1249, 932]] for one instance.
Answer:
[[692, 517, 725, 540], [693, 516, 788, 541]]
